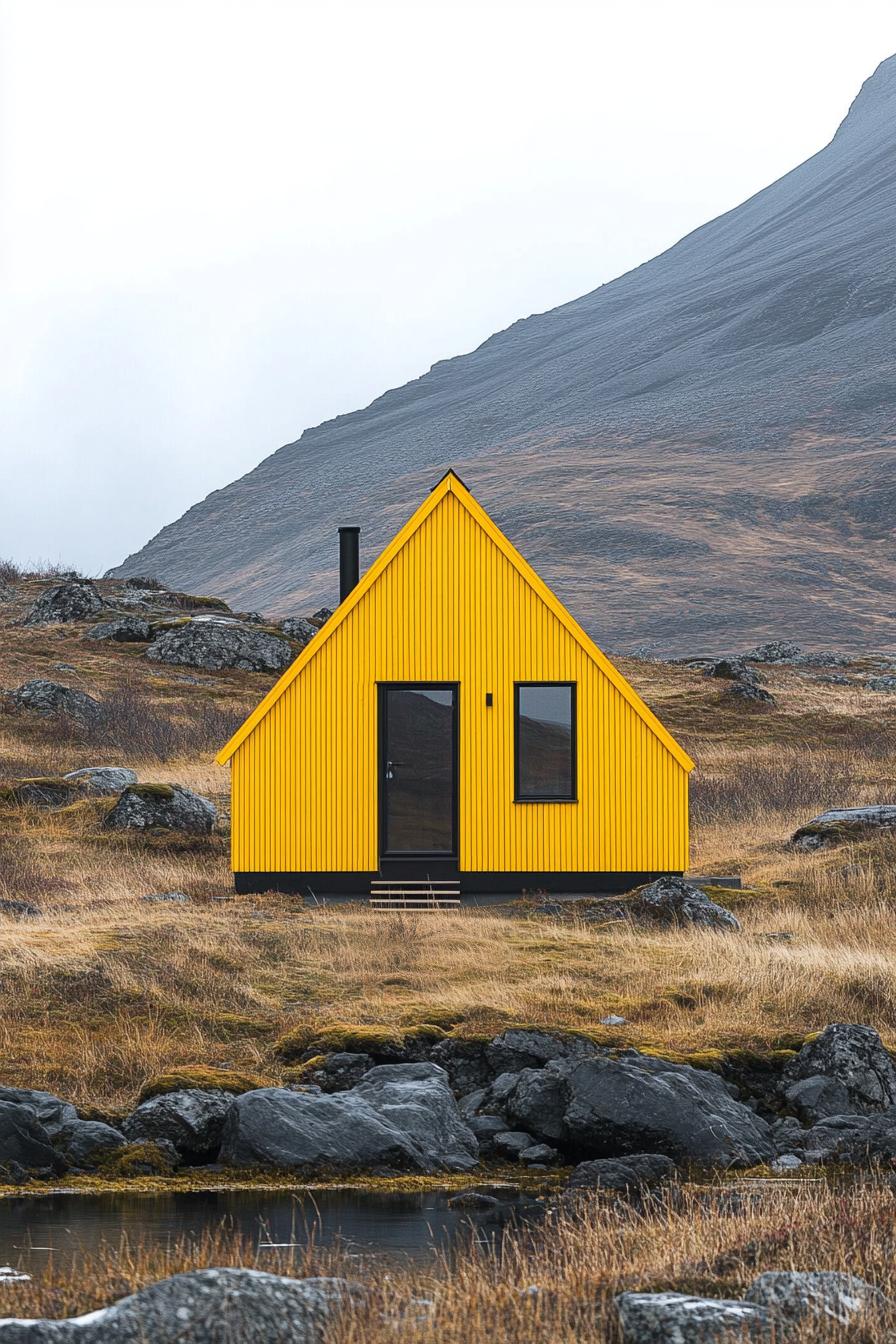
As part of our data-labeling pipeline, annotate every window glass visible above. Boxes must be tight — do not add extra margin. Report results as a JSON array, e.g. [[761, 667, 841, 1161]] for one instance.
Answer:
[[516, 683, 575, 800]]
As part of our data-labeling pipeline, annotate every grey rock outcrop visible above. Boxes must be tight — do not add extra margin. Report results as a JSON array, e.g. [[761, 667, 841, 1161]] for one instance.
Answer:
[[0, 1100, 63, 1173], [280, 616, 318, 644], [122, 1089, 234, 1163], [493, 1130, 535, 1159], [781, 1024, 896, 1121], [220, 1064, 477, 1173], [103, 784, 216, 833], [0, 1268, 363, 1343], [305, 1053, 376, 1092], [868, 675, 896, 691], [745, 1270, 890, 1330], [0, 899, 41, 919], [567, 1152, 675, 1192], [1, 777, 82, 808], [60, 1119, 126, 1167], [63, 766, 138, 795], [146, 621, 294, 673], [23, 580, 104, 626], [84, 615, 152, 642], [617, 1270, 892, 1342], [704, 657, 758, 682], [627, 876, 740, 932], [351, 1062, 479, 1171], [519, 1142, 559, 1164], [429, 1038, 495, 1094], [9, 679, 101, 724], [0, 1087, 78, 1138], [503, 1066, 569, 1143], [616, 1291, 775, 1342], [485, 1029, 599, 1076], [745, 641, 802, 664], [724, 680, 776, 706], [791, 806, 896, 850], [504, 1052, 772, 1166]]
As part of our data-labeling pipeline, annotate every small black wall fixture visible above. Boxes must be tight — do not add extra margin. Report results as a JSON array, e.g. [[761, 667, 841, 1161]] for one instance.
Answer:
[[338, 526, 360, 603]]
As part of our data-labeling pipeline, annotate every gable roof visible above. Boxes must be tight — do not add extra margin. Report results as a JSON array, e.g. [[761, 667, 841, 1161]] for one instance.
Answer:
[[216, 470, 694, 771]]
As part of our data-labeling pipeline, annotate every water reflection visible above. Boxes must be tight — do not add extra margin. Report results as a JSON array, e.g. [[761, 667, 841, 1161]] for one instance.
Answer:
[[0, 1187, 523, 1276]]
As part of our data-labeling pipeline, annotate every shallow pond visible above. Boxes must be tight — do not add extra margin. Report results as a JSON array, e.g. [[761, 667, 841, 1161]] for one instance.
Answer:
[[0, 1187, 523, 1277]]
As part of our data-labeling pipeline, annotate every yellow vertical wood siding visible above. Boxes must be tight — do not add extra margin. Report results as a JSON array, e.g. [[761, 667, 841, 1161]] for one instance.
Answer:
[[229, 487, 689, 874]]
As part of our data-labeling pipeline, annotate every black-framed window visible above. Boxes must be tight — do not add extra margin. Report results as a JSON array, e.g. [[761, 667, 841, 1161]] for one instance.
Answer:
[[514, 682, 576, 801]]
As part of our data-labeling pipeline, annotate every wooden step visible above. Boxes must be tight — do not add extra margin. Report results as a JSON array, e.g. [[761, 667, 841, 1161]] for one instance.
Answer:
[[369, 875, 461, 910], [370, 879, 460, 887], [369, 899, 461, 910]]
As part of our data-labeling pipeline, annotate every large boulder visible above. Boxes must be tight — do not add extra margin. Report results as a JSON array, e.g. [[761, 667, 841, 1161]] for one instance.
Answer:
[[103, 784, 216, 833], [615, 1291, 775, 1342], [627, 877, 740, 932], [122, 1089, 234, 1163], [0, 1100, 64, 1173], [146, 622, 294, 673], [352, 1063, 479, 1170], [63, 766, 138, 795], [616, 1271, 892, 1343], [23, 580, 104, 626], [791, 807, 896, 851], [503, 1066, 569, 1144], [745, 1270, 891, 1330], [9, 679, 101, 725], [84, 615, 152, 642], [505, 1052, 772, 1166], [0, 1268, 363, 1343], [0, 1087, 77, 1138], [60, 1119, 127, 1168], [781, 1024, 896, 1122], [220, 1064, 477, 1173]]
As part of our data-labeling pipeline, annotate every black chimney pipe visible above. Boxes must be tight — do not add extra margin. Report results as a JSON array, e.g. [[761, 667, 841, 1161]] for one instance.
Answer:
[[338, 526, 360, 603]]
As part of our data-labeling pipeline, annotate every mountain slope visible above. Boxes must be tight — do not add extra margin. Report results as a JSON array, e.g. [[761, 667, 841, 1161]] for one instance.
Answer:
[[112, 55, 896, 654]]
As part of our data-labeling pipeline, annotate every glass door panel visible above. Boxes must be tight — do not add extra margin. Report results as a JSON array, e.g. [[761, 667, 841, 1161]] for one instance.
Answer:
[[381, 685, 456, 855]]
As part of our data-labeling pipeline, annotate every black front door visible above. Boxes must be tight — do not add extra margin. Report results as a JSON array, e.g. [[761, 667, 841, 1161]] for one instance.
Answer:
[[379, 683, 458, 864]]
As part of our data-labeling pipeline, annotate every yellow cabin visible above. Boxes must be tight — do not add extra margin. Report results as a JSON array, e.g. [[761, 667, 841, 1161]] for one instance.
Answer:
[[216, 471, 694, 900]]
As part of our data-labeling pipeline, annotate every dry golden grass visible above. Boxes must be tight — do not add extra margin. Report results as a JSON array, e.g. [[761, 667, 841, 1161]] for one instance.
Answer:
[[1, 579, 896, 1108], [5, 1179, 896, 1340]]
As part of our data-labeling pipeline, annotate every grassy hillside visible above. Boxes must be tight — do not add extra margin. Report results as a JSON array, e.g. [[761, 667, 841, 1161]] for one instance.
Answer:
[[2, 575, 896, 1111]]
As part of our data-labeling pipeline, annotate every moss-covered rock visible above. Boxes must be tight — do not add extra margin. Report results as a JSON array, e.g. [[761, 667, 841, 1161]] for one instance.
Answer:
[[103, 783, 216, 833], [138, 1065, 273, 1104], [99, 1140, 175, 1177], [274, 1021, 448, 1064], [0, 776, 85, 808]]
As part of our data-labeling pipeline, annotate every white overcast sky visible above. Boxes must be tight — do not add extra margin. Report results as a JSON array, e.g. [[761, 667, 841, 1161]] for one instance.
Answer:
[[1, 0, 894, 573]]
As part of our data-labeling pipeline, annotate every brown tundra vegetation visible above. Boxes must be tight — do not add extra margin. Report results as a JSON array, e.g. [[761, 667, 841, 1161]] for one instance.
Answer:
[[1, 572, 896, 1332]]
